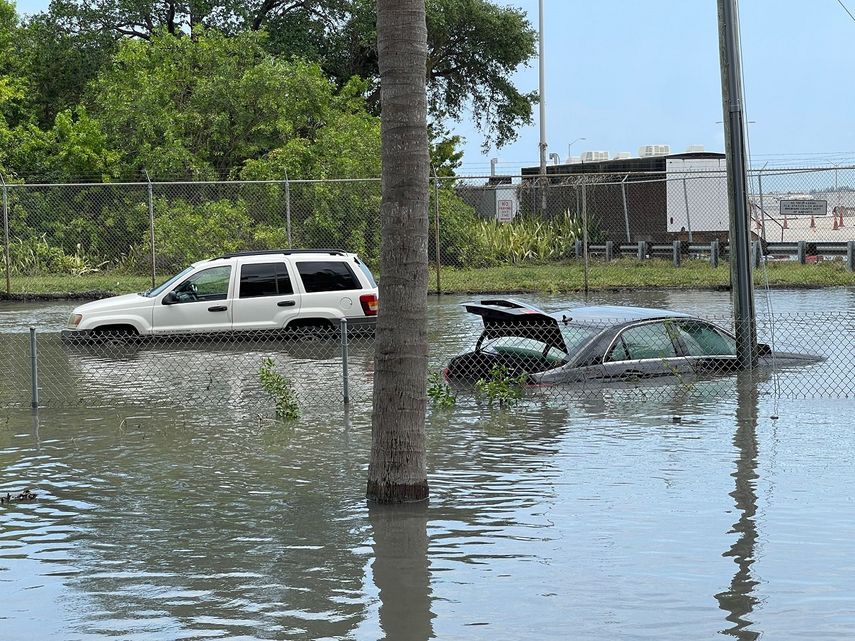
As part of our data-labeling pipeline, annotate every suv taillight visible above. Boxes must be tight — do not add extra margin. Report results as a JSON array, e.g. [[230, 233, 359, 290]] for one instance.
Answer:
[[359, 293, 378, 316]]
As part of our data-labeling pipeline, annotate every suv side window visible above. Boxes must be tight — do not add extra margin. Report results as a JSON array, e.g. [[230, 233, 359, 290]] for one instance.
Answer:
[[172, 265, 231, 302], [297, 261, 360, 293], [239, 262, 293, 298]]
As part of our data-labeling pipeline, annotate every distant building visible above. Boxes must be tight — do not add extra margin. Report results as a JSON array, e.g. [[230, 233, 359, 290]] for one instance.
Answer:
[[521, 151, 728, 243]]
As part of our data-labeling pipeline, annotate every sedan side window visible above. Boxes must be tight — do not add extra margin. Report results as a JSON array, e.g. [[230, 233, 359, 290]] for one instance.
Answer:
[[674, 320, 736, 356], [172, 266, 231, 303], [608, 322, 678, 361]]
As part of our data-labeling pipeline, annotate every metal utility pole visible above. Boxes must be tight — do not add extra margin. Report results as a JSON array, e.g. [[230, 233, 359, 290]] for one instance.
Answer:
[[538, 0, 547, 212], [717, 0, 757, 368]]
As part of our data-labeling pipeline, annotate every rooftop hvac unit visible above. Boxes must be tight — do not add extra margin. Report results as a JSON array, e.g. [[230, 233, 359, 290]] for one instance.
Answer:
[[613, 152, 632, 160], [638, 144, 671, 157], [581, 151, 609, 163], [686, 144, 705, 153]]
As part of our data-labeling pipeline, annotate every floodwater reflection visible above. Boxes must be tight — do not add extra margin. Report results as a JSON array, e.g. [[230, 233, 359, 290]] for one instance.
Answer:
[[716, 373, 760, 639], [369, 502, 434, 641]]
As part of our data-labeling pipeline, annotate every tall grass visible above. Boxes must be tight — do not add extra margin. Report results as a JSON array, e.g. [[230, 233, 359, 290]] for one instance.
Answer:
[[2, 235, 108, 276], [468, 211, 587, 266]]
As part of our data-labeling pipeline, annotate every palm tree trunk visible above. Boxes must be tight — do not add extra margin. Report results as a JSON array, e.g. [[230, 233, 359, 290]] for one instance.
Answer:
[[366, 0, 430, 503]]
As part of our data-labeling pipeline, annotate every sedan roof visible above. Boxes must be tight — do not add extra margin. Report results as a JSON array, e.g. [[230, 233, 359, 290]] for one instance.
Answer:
[[551, 305, 692, 325]]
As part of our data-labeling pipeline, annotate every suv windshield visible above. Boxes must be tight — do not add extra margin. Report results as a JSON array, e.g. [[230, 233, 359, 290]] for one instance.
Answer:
[[143, 266, 194, 298]]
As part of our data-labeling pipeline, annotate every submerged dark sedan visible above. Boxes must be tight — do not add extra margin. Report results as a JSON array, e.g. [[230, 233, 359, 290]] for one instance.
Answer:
[[445, 299, 821, 385]]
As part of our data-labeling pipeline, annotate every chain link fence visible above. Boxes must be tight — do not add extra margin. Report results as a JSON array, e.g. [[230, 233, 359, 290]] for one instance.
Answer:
[[3, 165, 855, 298], [2, 311, 854, 414]]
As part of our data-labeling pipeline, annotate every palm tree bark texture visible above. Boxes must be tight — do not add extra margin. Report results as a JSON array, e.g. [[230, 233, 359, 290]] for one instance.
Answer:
[[367, 0, 430, 503]]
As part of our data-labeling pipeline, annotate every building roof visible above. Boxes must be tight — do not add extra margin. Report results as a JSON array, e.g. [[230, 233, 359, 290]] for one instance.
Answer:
[[522, 151, 726, 177]]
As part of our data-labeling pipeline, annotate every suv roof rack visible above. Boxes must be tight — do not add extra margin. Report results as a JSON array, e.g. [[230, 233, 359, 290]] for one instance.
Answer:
[[212, 249, 348, 260]]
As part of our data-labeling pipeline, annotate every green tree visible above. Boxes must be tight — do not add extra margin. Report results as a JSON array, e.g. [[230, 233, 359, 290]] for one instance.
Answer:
[[83, 29, 381, 180], [35, 0, 536, 149], [17, 13, 117, 128], [305, 0, 537, 149]]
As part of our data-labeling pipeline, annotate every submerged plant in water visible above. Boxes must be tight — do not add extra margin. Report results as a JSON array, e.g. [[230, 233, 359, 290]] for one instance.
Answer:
[[427, 371, 456, 408], [475, 365, 527, 408], [259, 357, 300, 420]]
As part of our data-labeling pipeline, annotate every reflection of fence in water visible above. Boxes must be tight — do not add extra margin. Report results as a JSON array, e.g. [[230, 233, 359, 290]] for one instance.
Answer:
[[7, 329, 376, 415], [2, 314, 855, 412]]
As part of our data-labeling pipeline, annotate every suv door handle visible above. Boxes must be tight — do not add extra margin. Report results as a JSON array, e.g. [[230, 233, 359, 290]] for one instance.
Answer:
[[208, 305, 228, 312], [277, 300, 296, 307]]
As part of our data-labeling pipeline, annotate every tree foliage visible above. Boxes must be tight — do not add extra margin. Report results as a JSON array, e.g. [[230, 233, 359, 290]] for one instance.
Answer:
[[31, 0, 536, 150], [83, 29, 380, 180]]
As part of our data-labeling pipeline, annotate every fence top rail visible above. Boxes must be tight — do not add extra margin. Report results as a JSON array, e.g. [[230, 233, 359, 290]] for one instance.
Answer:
[[1, 177, 384, 189], [0, 164, 851, 188]]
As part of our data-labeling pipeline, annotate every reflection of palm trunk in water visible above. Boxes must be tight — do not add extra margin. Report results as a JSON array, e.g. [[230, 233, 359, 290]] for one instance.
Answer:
[[715, 374, 760, 640], [369, 502, 434, 641]]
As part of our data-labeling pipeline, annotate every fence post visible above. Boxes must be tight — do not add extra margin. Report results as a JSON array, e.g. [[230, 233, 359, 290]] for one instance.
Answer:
[[582, 184, 589, 300], [284, 168, 292, 249], [847, 241, 855, 272], [621, 175, 631, 242], [637, 240, 646, 261], [29, 326, 39, 409], [672, 240, 681, 267], [752, 240, 762, 268], [710, 240, 719, 268], [144, 170, 156, 289], [797, 241, 807, 265], [1, 173, 9, 296], [605, 240, 613, 262], [432, 167, 442, 295], [340, 317, 349, 405], [574, 239, 582, 259], [681, 177, 693, 243]]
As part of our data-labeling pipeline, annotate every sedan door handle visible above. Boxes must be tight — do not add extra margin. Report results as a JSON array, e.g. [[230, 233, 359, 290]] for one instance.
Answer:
[[277, 300, 296, 307], [208, 305, 228, 312]]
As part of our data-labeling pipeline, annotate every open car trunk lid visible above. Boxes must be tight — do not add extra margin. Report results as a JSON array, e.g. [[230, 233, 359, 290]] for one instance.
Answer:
[[463, 300, 567, 355]]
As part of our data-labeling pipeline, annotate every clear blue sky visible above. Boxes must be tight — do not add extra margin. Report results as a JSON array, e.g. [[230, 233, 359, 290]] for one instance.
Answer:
[[13, 0, 855, 174], [451, 0, 855, 174]]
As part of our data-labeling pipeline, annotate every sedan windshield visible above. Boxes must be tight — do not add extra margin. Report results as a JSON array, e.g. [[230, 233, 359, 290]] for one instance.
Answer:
[[142, 266, 194, 298]]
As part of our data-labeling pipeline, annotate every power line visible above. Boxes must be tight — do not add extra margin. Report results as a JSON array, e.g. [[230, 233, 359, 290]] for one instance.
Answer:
[[836, 0, 855, 23]]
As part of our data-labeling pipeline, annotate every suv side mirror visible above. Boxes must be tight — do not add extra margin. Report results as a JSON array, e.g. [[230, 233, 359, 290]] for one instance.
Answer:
[[162, 291, 178, 305]]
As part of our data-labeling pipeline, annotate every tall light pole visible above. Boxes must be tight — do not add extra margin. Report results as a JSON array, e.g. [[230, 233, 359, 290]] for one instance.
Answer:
[[717, 0, 757, 369], [567, 137, 586, 161], [538, 0, 547, 212]]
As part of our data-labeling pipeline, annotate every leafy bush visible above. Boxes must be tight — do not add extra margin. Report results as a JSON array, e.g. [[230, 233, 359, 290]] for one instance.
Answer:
[[475, 365, 527, 408], [427, 371, 456, 408], [147, 198, 289, 271], [430, 187, 481, 266], [259, 357, 300, 420], [3, 235, 106, 275]]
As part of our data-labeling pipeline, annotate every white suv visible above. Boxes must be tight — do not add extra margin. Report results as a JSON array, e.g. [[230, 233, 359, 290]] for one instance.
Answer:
[[62, 249, 378, 339]]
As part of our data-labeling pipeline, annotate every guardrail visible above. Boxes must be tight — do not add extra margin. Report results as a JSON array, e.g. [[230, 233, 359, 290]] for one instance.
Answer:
[[577, 239, 855, 269]]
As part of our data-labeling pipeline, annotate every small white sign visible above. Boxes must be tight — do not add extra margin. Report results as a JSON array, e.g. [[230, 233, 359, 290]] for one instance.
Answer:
[[780, 199, 827, 217], [497, 198, 515, 222]]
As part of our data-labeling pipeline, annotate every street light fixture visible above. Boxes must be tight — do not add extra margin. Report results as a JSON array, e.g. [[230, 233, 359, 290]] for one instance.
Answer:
[[568, 137, 586, 160]]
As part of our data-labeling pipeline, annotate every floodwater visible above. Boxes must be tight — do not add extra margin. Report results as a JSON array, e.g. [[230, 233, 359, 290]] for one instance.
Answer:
[[2, 289, 855, 640]]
